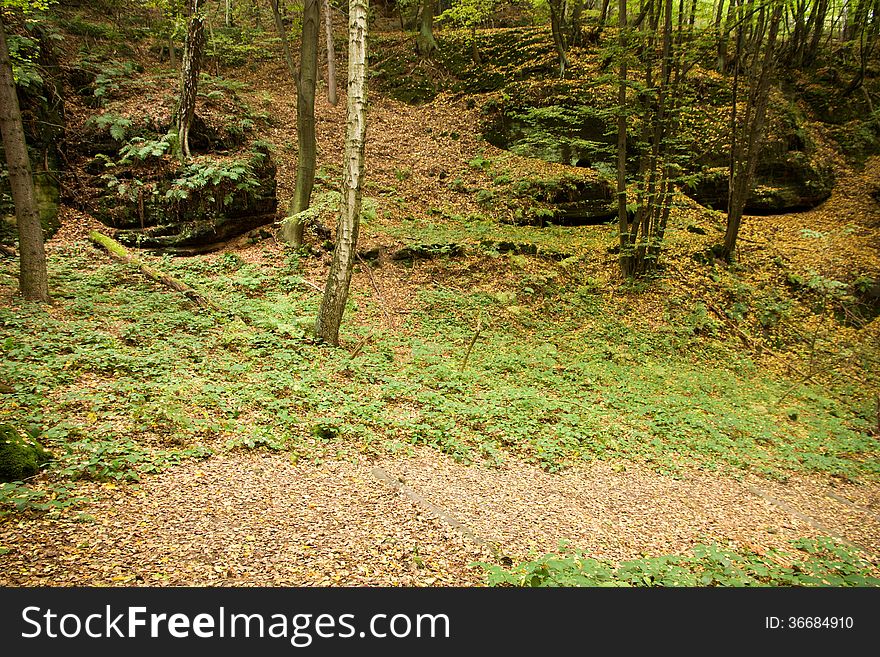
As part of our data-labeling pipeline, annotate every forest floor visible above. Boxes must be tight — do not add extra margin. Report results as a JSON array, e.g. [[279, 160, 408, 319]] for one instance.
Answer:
[[2, 25, 880, 586], [2, 447, 880, 586]]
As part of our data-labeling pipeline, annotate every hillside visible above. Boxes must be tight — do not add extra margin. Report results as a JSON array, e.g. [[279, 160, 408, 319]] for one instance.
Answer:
[[1, 0, 879, 587]]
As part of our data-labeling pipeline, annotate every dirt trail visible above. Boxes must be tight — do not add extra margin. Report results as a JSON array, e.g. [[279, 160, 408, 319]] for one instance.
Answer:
[[2, 447, 877, 586]]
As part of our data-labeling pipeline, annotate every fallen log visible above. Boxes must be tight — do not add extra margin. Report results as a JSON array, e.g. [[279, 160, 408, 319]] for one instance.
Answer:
[[88, 231, 220, 311]]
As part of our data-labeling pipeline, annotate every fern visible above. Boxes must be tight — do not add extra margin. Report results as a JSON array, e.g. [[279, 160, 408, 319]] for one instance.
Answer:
[[87, 113, 132, 142], [118, 136, 172, 164]]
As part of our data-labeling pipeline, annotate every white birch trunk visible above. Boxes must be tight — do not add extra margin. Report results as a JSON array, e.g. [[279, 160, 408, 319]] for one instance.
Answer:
[[315, 0, 369, 345]]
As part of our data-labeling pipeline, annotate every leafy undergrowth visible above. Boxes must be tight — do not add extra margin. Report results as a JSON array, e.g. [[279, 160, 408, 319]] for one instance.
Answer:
[[481, 537, 880, 587], [1, 234, 877, 517]]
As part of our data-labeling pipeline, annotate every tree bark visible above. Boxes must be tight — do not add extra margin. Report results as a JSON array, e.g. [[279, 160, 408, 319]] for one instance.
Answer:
[[285, 0, 320, 246], [416, 0, 437, 55], [717, 0, 738, 72], [177, 0, 206, 160], [322, 0, 338, 105], [600, 0, 611, 24], [270, 0, 297, 80], [722, 1, 782, 261], [803, 0, 829, 66], [548, 0, 569, 78], [315, 0, 369, 346], [0, 14, 48, 302], [616, 0, 630, 276]]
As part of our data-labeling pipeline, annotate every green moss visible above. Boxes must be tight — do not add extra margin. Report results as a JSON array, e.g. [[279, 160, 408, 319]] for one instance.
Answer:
[[0, 424, 53, 483]]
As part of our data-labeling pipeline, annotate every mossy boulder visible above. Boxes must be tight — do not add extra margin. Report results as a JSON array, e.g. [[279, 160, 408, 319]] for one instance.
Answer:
[[0, 424, 52, 483]]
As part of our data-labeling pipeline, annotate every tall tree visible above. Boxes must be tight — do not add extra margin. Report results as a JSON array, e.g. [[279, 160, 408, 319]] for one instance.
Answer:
[[0, 8, 48, 301], [176, 0, 206, 159], [322, 0, 338, 105], [617, 0, 692, 277], [615, 0, 627, 278], [269, 0, 296, 79], [284, 0, 320, 245], [548, 0, 569, 77], [315, 0, 368, 345], [721, 0, 783, 261]]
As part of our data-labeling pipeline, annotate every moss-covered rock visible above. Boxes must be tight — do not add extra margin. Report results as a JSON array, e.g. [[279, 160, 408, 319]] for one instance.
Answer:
[[684, 154, 835, 215], [91, 143, 278, 249], [0, 424, 52, 483], [483, 80, 835, 215]]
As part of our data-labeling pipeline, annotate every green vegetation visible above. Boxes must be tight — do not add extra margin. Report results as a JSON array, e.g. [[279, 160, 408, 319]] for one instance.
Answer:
[[1, 243, 875, 517], [481, 538, 880, 587]]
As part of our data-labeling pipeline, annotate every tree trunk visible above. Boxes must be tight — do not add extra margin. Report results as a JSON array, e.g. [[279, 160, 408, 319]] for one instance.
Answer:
[[416, 0, 437, 55], [718, 0, 738, 72], [169, 34, 177, 69], [315, 0, 369, 346], [270, 0, 297, 80], [471, 25, 481, 64], [600, 0, 611, 24], [803, 0, 829, 66], [0, 14, 48, 302], [548, 0, 569, 78], [616, 0, 630, 277], [285, 0, 320, 246], [722, 2, 782, 261], [569, 0, 584, 45], [322, 0, 338, 105], [177, 0, 206, 160]]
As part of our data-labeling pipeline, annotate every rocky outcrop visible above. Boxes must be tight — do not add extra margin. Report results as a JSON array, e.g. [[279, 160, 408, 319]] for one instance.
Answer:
[[0, 25, 64, 245], [508, 174, 616, 226], [684, 154, 835, 215], [482, 88, 834, 216], [89, 143, 278, 249]]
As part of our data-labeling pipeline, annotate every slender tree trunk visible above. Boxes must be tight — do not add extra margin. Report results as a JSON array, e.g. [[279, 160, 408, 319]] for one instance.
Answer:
[[285, 0, 320, 245], [600, 0, 611, 24], [177, 0, 206, 160], [316, 0, 369, 346], [471, 25, 481, 63], [416, 0, 437, 55], [322, 0, 338, 105], [722, 2, 782, 261], [548, 0, 569, 78], [616, 0, 630, 276], [169, 33, 177, 69], [804, 0, 829, 66], [718, 0, 738, 71], [270, 0, 297, 80], [569, 0, 584, 45], [0, 14, 48, 301]]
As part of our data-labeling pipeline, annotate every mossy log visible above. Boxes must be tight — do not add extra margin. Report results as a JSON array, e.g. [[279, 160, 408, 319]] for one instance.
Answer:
[[88, 230, 219, 310]]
